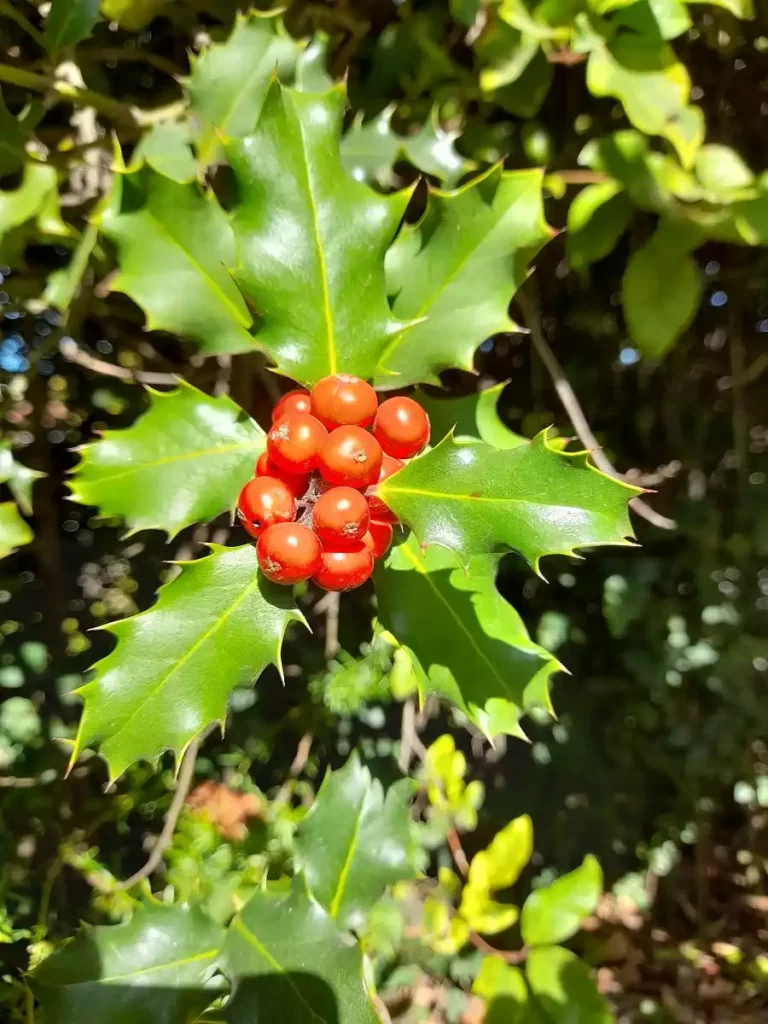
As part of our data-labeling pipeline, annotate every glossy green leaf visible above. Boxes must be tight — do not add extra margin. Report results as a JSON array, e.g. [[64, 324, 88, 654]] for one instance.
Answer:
[[68, 380, 264, 538], [566, 181, 633, 269], [379, 433, 638, 573], [222, 877, 378, 1024], [0, 89, 28, 178], [229, 82, 410, 385], [295, 752, 418, 932], [473, 958, 528, 1024], [99, 167, 255, 355], [70, 544, 304, 779], [46, 0, 100, 51], [416, 384, 526, 448], [622, 219, 702, 359], [31, 902, 225, 1023], [695, 144, 754, 199], [43, 221, 98, 311], [526, 946, 613, 1024], [375, 537, 560, 740], [379, 166, 552, 387], [402, 111, 475, 185], [0, 444, 43, 516], [0, 502, 33, 560], [521, 855, 602, 946], [187, 11, 300, 166], [132, 122, 197, 184], [295, 33, 335, 91]]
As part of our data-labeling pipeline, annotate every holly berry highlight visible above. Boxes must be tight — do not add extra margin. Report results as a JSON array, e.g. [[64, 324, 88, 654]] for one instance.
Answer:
[[238, 374, 431, 591]]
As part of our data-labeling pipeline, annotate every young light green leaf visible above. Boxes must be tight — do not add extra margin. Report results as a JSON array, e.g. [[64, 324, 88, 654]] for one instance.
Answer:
[[132, 122, 198, 184], [375, 537, 560, 740], [416, 384, 526, 448], [379, 166, 553, 387], [70, 545, 304, 780], [228, 82, 411, 385], [521, 854, 602, 946], [31, 902, 225, 1023], [695, 144, 754, 200], [68, 380, 264, 538], [43, 221, 98, 312], [187, 10, 301, 166], [0, 89, 28, 178], [378, 433, 638, 573], [526, 946, 613, 1024], [460, 814, 532, 935], [99, 167, 255, 355], [295, 752, 419, 932], [566, 181, 633, 270], [222, 877, 378, 1024], [473, 958, 528, 1024], [622, 219, 702, 359], [0, 444, 43, 515], [0, 162, 65, 251], [46, 0, 100, 52], [0, 502, 33, 560]]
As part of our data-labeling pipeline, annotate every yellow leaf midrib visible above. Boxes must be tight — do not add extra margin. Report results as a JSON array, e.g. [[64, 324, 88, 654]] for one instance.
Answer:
[[81, 439, 261, 488]]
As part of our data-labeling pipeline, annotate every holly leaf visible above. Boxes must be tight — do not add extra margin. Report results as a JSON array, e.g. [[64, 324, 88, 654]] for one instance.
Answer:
[[46, 0, 100, 52], [222, 876, 378, 1024], [70, 545, 304, 780], [0, 89, 28, 178], [228, 82, 411, 385], [378, 166, 553, 388], [0, 502, 33, 560], [294, 752, 419, 932], [416, 384, 526, 448], [375, 536, 560, 740], [99, 167, 255, 355], [31, 902, 225, 1023], [295, 32, 335, 92], [526, 946, 613, 1024], [132, 122, 198, 184], [378, 433, 638, 573], [521, 855, 602, 946], [0, 444, 43, 515], [566, 181, 633, 270], [186, 10, 301, 166], [68, 380, 264, 538]]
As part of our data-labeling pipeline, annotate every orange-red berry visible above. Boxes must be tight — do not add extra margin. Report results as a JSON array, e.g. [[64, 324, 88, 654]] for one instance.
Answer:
[[267, 413, 327, 474], [238, 477, 295, 539], [272, 389, 311, 422], [363, 520, 394, 560], [257, 522, 322, 584], [311, 374, 378, 430], [317, 426, 383, 489], [255, 451, 309, 499], [312, 486, 370, 547], [373, 396, 430, 459], [365, 453, 404, 523], [311, 544, 375, 592]]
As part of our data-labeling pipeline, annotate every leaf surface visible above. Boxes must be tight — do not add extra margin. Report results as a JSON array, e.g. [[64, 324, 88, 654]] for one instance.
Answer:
[[378, 433, 638, 572], [0, 444, 43, 515], [46, 0, 100, 51], [229, 83, 410, 385], [222, 877, 378, 1024], [99, 167, 255, 355], [375, 537, 559, 739], [473, 958, 528, 1024], [0, 502, 33, 560], [295, 752, 418, 932], [526, 946, 613, 1024], [521, 855, 602, 946], [70, 545, 304, 779], [132, 122, 197, 184], [69, 380, 264, 537], [566, 181, 633, 269], [379, 166, 552, 387], [31, 902, 225, 1024]]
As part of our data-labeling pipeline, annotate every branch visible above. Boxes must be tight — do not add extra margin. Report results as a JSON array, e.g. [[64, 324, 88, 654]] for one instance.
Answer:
[[554, 170, 609, 184], [274, 731, 314, 805], [468, 931, 529, 964], [0, 1, 45, 47], [117, 725, 213, 891], [516, 287, 677, 531], [59, 338, 179, 385]]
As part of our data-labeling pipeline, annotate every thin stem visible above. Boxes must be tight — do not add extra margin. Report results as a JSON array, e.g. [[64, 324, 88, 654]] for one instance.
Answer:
[[0, 1, 45, 47], [468, 931, 529, 964], [447, 827, 470, 878], [555, 169, 609, 184], [516, 285, 677, 531], [274, 731, 314, 805], [59, 338, 178, 385], [78, 47, 182, 78]]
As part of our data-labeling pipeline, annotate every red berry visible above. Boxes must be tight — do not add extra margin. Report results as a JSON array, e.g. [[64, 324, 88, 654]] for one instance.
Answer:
[[311, 374, 378, 429], [312, 486, 370, 547], [373, 396, 430, 459], [363, 520, 394, 560], [312, 544, 375, 592], [317, 426, 383, 489], [238, 477, 295, 539], [272, 389, 311, 422], [267, 413, 327, 474], [257, 522, 322, 584], [365, 453, 404, 523], [256, 451, 309, 499]]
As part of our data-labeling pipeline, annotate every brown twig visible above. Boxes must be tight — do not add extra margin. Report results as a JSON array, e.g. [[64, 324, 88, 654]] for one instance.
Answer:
[[554, 169, 609, 184], [469, 931, 529, 964], [274, 731, 314, 805], [117, 725, 213, 891], [516, 286, 677, 530], [547, 47, 587, 65], [447, 827, 470, 878], [59, 338, 178, 386], [316, 590, 340, 660]]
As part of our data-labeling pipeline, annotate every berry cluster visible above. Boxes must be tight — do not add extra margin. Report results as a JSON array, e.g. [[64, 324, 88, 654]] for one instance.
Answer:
[[238, 374, 431, 591]]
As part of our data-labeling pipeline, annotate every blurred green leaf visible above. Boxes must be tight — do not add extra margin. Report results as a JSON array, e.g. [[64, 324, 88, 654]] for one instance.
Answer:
[[416, 384, 527, 448], [566, 181, 633, 269], [43, 221, 98, 312], [473, 958, 528, 1024], [0, 444, 43, 516], [295, 32, 334, 91], [99, 0, 168, 30], [521, 855, 602, 946], [461, 815, 532, 935], [695, 144, 754, 199], [526, 945, 613, 1023], [295, 752, 419, 932], [46, 0, 100, 52], [0, 502, 33, 560], [132, 122, 197, 184], [0, 162, 70, 258]]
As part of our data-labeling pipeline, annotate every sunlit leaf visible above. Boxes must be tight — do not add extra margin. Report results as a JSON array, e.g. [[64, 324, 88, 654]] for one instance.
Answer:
[[521, 855, 602, 946], [526, 945, 613, 1024], [0, 162, 70, 259], [0, 444, 43, 515], [0, 502, 33, 560], [68, 380, 264, 537], [132, 122, 197, 184], [473, 958, 528, 1024], [566, 181, 633, 269]]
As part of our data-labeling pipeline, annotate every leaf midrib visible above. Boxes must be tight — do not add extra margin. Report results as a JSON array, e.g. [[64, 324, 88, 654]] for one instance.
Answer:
[[328, 795, 365, 921], [97, 948, 218, 984], [79, 438, 261, 488]]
